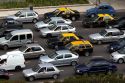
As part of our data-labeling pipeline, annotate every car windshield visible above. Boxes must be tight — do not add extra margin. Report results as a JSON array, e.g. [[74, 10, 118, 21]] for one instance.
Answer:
[[99, 30, 107, 36], [15, 11, 22, 17], [53, 9, 60, 14], [48, 52, 57, 59], [19, 45, 27, 52], [5, 33, 12, 40], [43, 18, 51, 24], [48, 24, 56, 30], [86, 61, 94, 67], [32, 65, 41, 72], [118, 48, 125, 54]]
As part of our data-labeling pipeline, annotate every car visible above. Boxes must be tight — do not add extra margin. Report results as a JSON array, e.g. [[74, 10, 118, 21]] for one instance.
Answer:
[[107, 20, 125, 30], [39, 50, 79, 66], [85, 3, 116, 17], [11, 44, 45, 59], [75, 57, 117, 75], [89, 28, 125, 44], [83, 14, 116, 28], [111, 47, 125, 63], [35, 17, 72, 31], [63, 40, 93, 56], [6, 10, 39, 23], [44, 7, 80, 21], [22, 63, 60, 81], [40, 23, 76, 37], [46, 32, 84, 49], [107, 38, 125, 53], [0, 69, 9, 80]]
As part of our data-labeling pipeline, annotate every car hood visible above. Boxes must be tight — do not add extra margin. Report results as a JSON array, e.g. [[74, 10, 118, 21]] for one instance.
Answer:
[[0, 37, 7, 44], [40, 55, 53, 63], [6, 15, 18, 20], [40, 28, 51, 33], [89, 33, 103, 40], [23, 69, 36, 76], [35, 21, 48, 29]]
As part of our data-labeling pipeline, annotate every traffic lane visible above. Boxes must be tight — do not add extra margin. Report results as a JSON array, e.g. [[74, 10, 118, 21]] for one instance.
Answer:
[[0, 11, 125, 82]]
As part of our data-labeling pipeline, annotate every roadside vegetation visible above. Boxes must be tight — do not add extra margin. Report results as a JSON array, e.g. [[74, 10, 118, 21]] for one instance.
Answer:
[[0, 0, 88, 9], [54, 74, 125, 83]]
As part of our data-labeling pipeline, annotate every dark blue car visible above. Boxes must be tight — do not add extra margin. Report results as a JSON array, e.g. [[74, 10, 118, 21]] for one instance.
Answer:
[[75, 57, 117, 75], [107, 37, 125, 53], [86, 3, 116, 17]]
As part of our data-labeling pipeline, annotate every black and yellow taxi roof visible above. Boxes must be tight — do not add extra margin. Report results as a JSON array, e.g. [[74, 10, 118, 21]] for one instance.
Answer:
[[61, 33, 79, 40]]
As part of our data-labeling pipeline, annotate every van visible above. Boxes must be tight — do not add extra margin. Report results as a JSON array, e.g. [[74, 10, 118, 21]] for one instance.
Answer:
[[0, 29, 33, 50], [0, 51, 25, 71]]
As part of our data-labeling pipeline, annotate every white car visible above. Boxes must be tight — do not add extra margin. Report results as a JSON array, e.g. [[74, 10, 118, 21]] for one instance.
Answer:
[[40, 23, 76, 37], [111, 46, 125, 63], [35, 17, 72, 30]]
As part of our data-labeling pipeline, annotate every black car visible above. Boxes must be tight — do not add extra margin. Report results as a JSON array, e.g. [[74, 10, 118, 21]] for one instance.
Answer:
[[107, 37, 125, 53], [75, 57, 117, 75], [0, 69, 9, 80], [44, 7, 80, 21]]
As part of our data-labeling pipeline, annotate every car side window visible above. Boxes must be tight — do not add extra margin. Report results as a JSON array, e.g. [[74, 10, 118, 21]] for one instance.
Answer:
[[11, 35, 18, 41], [62, 26, 68, 30], [55, 26, 61, 31], [105, 32, 112, 36], [20, 35, 26, 40], [104, 6, 109, 10], [56, 55, 63, 59], [27, 12, 34, 16], [57, 20, 65, 24], [39, 67, 46, 72], [47, 67, 55, 72], [25, 48, 32, 53], [19, 14, 26, 17], [31, 47, 41, 51], [64, 54, 72, 58], [98, 6, 104, 10], [27, 34, 32, 39]]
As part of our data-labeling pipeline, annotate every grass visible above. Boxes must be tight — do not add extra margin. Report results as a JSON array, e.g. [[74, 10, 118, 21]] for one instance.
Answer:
[[0, 0, 88, 9]]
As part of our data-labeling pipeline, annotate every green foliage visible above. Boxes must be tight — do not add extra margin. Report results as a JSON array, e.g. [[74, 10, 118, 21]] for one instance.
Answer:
[[0, 0, 88, 9]]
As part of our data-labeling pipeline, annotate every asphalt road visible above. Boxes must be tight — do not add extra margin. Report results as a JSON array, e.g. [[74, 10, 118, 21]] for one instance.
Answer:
[[1, 9, 125, 83]]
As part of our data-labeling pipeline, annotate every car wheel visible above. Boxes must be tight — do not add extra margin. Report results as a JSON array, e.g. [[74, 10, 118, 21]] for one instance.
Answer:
[[28, 76, 35, 81], [117, 58, 124, 64], [32, 19, 38, 23], [15, 66, 22, 71], [53, 74, 58, 79], [3, 45, 8, 50], [71, 16, 76, 21], [97, 41, 102, 45], [71, 61, 77, 66], [84, 52, 90, 56]]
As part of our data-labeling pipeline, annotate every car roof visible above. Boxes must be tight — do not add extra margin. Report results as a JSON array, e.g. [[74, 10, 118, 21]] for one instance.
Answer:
[[20, 9, 36, 13], [56, 50, 72, 54], [98, 14, 114, 20], [105, 28, 120, 32], [11, 29, 32, 35], [39, 63, 54, 67], [26, 43, 41, 48], [62, 33, 78, 38], [98, 3, 111, 7], [50, 17, 64, 20], [71, 40, 92, 46], [56, 23, 70, 26]]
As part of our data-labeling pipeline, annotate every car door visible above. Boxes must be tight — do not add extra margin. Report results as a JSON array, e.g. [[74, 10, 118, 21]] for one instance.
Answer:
[[53, 55, 64, 66], [36, 67, 47, 79], [18, 13, 27, 22], [53, 26, 61, 36], [61, 26, 69, 33], [19, 34, 27, 46], [111, 32, 122, 41], [45, 67, 56, 77], [26, 12, 35, 22], [23, 47, 33, 59], [103, 32, 113, 42], [9, 35, 20, 47], [30, 47, 43, 58], [63, 54, 73, 65]]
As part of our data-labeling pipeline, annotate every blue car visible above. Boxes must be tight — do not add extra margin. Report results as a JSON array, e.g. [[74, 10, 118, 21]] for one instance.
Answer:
[[107, 37, 125, 53], [86, 3, 116, 17], [75, 57, 117, 75]]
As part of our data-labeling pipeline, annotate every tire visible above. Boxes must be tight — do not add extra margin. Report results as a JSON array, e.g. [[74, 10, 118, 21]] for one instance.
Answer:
[[97, 41, 102, 45], [71, 61, 77, 66], [84, 52, 90, 56], [71, 16, 76, 21], [32, 19, 38, 23], [117, 58, 124, 64], [15, 66, 22, 71], [3, 45, 8, 50], [28, 76, 35, 81], [53, 74, 58, 79]]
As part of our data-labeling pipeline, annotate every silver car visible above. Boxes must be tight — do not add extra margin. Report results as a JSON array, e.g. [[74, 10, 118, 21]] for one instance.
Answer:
[[6, 10, 39, 23], [111, 47, 125, 64], [12, 44, 45, 59], [35, 17, 72, 31], [40, 50, 79, 66], [22, 63, 60, 81], [89, 28, 125, 44], [40, 23, 76, 37]]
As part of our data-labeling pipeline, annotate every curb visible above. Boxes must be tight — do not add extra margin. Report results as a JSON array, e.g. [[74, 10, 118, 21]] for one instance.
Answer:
[[0, 4, 95, 11]]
